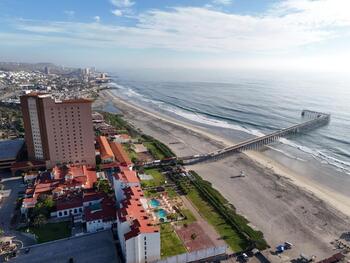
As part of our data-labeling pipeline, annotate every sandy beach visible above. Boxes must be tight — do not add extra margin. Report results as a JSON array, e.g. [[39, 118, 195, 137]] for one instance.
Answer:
[[95, 90, 350, 259]]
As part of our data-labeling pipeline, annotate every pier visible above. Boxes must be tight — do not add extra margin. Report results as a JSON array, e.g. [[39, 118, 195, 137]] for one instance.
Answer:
[[179, 110, 330, 165]]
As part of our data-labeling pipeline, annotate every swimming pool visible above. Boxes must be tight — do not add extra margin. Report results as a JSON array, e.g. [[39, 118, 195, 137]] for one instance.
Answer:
[[156, 209, 167, 221], [149, 198, 161, 208]]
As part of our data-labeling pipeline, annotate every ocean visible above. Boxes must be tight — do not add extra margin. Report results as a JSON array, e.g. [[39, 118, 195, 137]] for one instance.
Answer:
[[106, 70, 350, 197]]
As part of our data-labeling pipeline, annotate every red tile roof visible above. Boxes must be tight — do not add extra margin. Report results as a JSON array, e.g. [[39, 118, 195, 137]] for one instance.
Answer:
[[52, 165, 97, 189], [97, 136, 114, 161], [114, 170, 139, 184], [110, 142, 132, 166], [123, 186, 144, 200], [83, 191, 105, 203], [124, 218, 159, 240], [118, 196, 159, 241], [85, 197, 116, 222], [56, 195, 83, 211]]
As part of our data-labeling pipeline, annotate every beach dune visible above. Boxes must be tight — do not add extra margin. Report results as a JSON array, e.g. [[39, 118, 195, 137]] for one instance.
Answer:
[[95, 90, 350, 259]]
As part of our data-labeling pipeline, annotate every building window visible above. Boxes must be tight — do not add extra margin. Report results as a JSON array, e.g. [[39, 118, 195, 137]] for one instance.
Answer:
[[58, 212, 62, 217], [64, 211, 67, 216]]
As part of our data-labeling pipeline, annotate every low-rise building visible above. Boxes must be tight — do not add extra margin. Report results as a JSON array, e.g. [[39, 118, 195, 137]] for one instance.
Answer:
[[110, 142, 133, 168], [117, 190, 160, 263], [113, 169, 140, 203], [56, 195, 84, 218], [97, 136, 115, 163], [113, 134, 132, 144], [85, 197, 117, 233]]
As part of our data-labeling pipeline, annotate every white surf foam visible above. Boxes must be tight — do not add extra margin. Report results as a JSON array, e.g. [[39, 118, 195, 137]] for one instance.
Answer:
[[112, 81, 350, 175]]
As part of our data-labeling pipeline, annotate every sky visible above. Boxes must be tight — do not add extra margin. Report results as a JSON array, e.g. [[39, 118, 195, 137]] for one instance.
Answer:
[[1, 0, 350, 73]]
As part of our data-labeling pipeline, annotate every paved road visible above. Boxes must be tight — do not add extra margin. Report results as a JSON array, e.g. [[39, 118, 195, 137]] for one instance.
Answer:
[[0, 171, 36, 247]]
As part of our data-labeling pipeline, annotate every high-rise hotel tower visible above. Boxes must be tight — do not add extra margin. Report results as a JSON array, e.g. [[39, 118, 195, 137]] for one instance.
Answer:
[[20, 93, 96, 168]]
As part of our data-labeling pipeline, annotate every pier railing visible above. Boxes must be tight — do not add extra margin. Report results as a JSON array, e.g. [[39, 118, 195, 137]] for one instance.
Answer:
[[179, 110, 330, 164]]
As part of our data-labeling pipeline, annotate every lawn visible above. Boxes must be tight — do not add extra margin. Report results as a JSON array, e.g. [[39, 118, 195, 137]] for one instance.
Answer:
[[123, 144, 138, 162], [186, 188, 249, 252], [160, 223, 187, 258], [23, 222, 71, 243], [141, 168, 165, 188], [178, 209, 196, 225], [144, 142, 166, 160]]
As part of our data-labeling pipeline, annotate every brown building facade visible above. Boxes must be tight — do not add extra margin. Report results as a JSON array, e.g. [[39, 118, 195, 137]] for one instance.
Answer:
[[20, 93, 96, 168]]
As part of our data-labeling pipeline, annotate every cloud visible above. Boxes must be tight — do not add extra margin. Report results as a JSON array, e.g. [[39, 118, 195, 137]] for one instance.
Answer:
[[6, 0, 350, 54], [212, 0, 232, 5], [110, 0, 135, 8], [93, 16, 101, 23], [110, 0, 135, 17], [111, 9, 123, 17]]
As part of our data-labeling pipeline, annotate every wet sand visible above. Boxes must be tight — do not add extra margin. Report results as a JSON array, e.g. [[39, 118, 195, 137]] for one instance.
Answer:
[[95, 90, 350, 259]]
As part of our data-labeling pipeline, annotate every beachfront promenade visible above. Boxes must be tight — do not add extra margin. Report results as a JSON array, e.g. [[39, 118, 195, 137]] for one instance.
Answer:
[[179, 110, 330, 165]]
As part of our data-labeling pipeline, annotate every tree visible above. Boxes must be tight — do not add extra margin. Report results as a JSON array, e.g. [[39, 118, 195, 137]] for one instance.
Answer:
[[95, 179, 112, 195], [32, 195, 55, 219], [33, 214, 47, 227]]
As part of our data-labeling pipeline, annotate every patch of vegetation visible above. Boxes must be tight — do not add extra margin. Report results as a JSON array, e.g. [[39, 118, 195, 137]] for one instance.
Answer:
[[143, 188, 161, 198], [142, 135, 175, 159], [0, 102, 24, 138], [144, 142, 166, 160], [165, 187, 177, 199], [102, 111, 138, 137], [21, 222, 71, 243], [31, 195, 55, 220], [141, 168, 165, 188], [172, 171, 268, 252], [123, 143, 139, 163], [178, 209, 196, 226], [94, 179, 113, 195], [160, 223, 186, 258]]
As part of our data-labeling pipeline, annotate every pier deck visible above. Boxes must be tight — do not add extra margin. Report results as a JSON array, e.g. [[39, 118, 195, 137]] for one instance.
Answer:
[[179, 110, 330, 164]]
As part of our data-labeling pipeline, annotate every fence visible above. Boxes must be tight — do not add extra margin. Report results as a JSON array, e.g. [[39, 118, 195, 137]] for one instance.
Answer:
[[154, 245, 228, 263]]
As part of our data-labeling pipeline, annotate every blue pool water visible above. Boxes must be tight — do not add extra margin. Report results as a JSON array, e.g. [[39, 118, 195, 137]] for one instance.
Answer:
[[156, 209, 167, 220], [149, 199, 160, 208]]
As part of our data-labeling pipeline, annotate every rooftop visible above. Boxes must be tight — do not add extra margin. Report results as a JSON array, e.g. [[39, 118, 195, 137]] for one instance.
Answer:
[[85, 197, 116, 222], [56, 194, 83, 211], [110, 142, 132, 166], [97, 136, 114, 161], [0, 139, 24, 160], [115, 170, 139, 184]]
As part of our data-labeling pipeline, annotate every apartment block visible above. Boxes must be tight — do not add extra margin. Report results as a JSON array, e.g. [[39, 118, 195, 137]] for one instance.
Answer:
[[20, 93, 95, 168]]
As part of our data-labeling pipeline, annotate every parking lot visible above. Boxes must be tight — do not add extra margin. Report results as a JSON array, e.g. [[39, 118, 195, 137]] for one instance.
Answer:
[[12, 230, 121, 263]]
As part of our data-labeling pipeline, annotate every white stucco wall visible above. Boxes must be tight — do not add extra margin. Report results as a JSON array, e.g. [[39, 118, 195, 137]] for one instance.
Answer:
[[125, 232, 161, 263], [86, 219, 114, 233], [56, 206, 83, 218]]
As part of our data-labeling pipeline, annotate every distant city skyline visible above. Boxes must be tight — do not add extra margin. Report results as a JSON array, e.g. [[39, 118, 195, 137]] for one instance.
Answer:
[[1, 0, 350, 73]]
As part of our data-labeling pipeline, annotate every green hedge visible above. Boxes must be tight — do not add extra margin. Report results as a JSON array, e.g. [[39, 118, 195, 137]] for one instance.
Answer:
[[189, 171, 268, 250]]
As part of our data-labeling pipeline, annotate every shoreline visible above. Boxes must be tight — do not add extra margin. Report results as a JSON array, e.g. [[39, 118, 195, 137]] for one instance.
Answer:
[[99, 90, 350, 218], [95, 90, 350, 258]]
